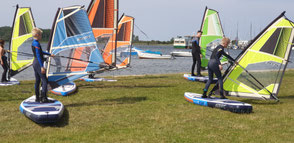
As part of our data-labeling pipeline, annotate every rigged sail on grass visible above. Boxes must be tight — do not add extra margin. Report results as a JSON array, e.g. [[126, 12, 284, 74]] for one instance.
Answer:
[[87, 0, 118, 66], [222, 12, 294, 100], [46, 6, 104, 89], [8, 5, 35, 78], [199, 7, 225, 67], [114, 15, 134, 68]]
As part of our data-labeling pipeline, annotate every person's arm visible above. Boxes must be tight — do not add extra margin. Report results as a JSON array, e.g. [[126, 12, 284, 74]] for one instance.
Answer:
[[0, 48, 3, 65], [42, 51, 51, 56], [221, 50, 235, 62]]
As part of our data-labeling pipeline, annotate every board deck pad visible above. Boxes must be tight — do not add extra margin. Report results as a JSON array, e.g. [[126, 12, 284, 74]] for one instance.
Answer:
[[80, 77, 117, 82], [183, 74, 217, 83], [184, 92, 252, 113], [20, 96, 64, 123], [50, 82, 77, 96], [0, 78, 20, 86]]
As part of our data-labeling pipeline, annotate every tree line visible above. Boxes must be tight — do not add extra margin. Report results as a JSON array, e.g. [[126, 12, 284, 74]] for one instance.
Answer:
[[0, 26, 174, 45], [0, 26, 51, 42]]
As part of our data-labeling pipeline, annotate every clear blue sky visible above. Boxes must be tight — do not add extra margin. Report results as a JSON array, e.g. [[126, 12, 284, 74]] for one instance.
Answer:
[[2, 0, 294, 41]]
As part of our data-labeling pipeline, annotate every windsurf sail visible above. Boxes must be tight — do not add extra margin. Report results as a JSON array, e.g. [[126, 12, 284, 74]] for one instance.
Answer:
[[114, 14, 134, 68], [199, 7, 225, 67], [87, 0, 118, 66], [222, 12, 294, 100], [46, 6, 104, 89], [8, 5, 35, 78]]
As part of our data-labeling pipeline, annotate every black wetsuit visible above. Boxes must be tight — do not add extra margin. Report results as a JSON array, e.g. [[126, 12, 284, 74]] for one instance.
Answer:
[[1, 49, 8, 82], [191, 37, 201, 75], [204, 45, 234, 96]]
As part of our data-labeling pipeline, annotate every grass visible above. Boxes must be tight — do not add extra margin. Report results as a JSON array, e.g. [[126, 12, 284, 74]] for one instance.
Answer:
[[1, 72, 294, 143]]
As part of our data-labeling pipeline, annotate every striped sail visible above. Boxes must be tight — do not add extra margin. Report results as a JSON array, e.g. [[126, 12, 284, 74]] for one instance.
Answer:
[[222, 12, 294, 100], [46, 6, 104, 89], [199, 7, 225, 67], [87, 0, 118, 66], [115, 15, 134, 68], [9, 5, 35, 78]]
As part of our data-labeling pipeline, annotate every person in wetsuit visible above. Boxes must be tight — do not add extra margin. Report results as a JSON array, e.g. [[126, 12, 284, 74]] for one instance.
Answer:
[[0, 40, 9, 82], [191, 31, 203, 76], [202, 37, 236, 99], [31, 28, 54, 103]]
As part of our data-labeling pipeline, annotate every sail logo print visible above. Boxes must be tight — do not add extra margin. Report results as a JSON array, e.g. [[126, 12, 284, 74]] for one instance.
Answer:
[[266, 61, 280, 68], [77, 36, 91, 41]]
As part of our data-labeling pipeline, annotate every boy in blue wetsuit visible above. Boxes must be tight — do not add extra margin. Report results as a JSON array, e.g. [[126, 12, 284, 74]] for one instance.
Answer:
[[191, 31, 203, 76], [202, 37, 236, 99], [31, 28, 54, 103]]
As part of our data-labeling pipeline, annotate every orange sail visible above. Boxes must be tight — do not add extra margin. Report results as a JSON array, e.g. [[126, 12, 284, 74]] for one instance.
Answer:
[[87, 0, 118, 66], [115, 15, 134, 67]]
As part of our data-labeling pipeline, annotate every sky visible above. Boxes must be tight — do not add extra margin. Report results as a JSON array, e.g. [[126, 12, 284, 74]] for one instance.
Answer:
[[1, 0, 294, 41]]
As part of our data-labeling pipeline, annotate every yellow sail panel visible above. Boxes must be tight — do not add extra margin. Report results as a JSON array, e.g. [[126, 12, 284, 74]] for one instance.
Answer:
[[223, 13, 294, 100], [9, 6, 35, 77]]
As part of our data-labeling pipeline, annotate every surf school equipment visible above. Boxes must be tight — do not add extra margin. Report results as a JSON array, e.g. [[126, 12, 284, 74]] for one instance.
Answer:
[[115, 14, 134, 68], [46, 6, 105, 89], [7, 5, 36, 82], [50, 82, 77, 96], [222, 12, 294, 100], [183, 74, 217, 83], [20, 96, 64, 123], [184, 92, 252, 113], [0, 78, 20, 86], [199, 7, 227, 68], [87, 0, 119, 66]]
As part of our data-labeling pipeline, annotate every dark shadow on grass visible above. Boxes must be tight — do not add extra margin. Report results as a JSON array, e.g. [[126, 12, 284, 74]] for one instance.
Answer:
[[133, 76, 169, 79], [79, 84, 174, 89], [238, 98, 280, 105], [277, 95, 294, 99], [65, 96, 147, 108], [38, 108, 69, 128]]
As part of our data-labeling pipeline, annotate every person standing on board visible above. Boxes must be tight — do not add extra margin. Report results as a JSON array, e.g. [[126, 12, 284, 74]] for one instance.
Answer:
[[191, 31, 203, 76], [31, 28, 54, 103], [202, 37, 236, 99], [0, 40, 9, 82]]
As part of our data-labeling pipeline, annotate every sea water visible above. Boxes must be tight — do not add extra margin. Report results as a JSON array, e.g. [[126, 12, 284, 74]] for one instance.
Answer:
[[1, 44, 294, 81]]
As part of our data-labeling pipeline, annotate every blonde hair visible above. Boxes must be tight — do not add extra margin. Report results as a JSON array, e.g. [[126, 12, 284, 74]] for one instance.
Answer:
[[221, 37, 230, 45], [32, 28, 43, 38]]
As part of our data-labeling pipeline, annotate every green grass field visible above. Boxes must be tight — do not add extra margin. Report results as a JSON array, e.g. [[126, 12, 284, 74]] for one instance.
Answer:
[[1, 71, 294, 143]]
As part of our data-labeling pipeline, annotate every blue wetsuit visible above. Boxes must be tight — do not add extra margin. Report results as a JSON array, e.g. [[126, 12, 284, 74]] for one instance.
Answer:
[[204, 45, 234, 96], [31, 39, 51, 100], [191, 37, 201, 75]]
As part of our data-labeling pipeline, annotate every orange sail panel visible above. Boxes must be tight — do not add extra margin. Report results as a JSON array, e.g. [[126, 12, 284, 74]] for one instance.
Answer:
[[69, 47, 89, 72], [116, 15, 134, 67], [87, 0, 118, 66]]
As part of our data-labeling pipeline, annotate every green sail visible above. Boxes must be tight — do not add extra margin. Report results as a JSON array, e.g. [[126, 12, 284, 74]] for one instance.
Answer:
[[199, 7, 225, 67], [222, 12, 294, 100], [9, 5, 35, 77]]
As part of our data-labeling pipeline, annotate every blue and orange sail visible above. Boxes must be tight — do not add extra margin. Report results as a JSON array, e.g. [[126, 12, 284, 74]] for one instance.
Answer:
[[46, 6, 104, 89]]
